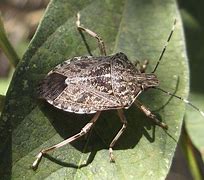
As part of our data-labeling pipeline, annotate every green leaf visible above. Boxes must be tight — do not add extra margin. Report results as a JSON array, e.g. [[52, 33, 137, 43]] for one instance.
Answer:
[[0, 0, 188, 179], [179, 0, 204, 162], [0, 94, 5, 112]]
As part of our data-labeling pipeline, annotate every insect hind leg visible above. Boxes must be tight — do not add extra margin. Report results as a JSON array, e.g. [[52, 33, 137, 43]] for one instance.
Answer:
[[109, 109, 127, 162], [32, 111, 101, 170], [76, 13, 107, 56]]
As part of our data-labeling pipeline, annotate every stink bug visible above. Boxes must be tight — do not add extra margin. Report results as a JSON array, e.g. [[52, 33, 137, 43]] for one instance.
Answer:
[[32, 13, 204, 169]]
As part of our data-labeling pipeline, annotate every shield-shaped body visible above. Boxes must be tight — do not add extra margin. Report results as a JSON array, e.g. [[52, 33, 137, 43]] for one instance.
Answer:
[[38, 52, 158, 114]]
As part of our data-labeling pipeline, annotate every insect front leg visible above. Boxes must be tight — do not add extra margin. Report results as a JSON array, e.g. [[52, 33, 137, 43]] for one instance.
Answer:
[[32, 111, 101, 170], [134, 100, 168, 130], [109, 109, 127, 162], [76, 13, 107, 56], [134, 60, 149, 73]]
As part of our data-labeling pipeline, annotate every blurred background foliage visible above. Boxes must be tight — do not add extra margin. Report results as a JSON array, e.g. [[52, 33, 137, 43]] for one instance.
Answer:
[[0, 0, 48, 95], [0, 0, 203, 179]]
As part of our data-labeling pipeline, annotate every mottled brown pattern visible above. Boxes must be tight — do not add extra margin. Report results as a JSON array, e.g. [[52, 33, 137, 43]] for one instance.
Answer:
[[38, 72, 67, 101], [38, 52, 159, 113]]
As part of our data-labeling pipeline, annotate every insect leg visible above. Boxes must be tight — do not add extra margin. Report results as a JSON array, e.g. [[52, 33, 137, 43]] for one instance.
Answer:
[[76, 13, 107, 56], [134, 100, 168, 130], [109, 109, 127, 162], [140, 60, 149, 73], [134, 60, 149, 73], [32, 111, 101, 170]]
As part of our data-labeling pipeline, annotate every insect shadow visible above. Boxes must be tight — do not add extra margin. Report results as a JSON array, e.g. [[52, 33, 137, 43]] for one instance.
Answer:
[[154, 76, 180, 112], [39, 98, 159, 168]]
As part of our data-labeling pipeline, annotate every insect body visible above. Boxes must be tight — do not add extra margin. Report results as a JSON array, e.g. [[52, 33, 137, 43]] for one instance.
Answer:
[[32, 13, 203, 170], [39, 53, 158, 114]]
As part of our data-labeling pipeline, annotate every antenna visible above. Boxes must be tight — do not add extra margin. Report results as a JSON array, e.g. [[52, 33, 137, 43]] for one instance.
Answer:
[[152, 19, 177, 73], [153, 87, 204, 117]]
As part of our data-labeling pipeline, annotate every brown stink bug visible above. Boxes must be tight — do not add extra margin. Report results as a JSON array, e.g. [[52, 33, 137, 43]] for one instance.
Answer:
[[32, 13, 204, 169]]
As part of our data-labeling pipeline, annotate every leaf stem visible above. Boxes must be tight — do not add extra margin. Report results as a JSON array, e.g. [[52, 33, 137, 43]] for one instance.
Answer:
[[181, 124, 204, 180], [0, 15, 19, 67]]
